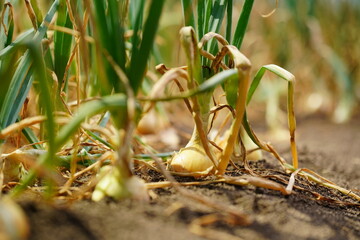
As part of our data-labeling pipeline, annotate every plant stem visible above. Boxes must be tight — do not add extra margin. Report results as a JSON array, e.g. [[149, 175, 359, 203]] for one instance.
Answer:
[[217, 62, 250, 175]]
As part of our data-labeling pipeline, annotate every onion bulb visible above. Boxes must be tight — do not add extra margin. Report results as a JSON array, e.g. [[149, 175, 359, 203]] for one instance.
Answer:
[[137, 109, 169, 135], [92, 166, 148, 201], [169, 133, 216, 174]]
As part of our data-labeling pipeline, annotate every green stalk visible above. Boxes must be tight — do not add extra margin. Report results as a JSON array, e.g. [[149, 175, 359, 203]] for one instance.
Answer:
[[243, 64, 298, 169], [29, 0, 43, 25], [129, 0, 165, 94], [93, 0, 126, 94], [232, 0, 254, 49], [225, 0, 233, 43], [0, 0, 59, 130], [180, 27, 207, 124], [129, 0, 145, 61], [197, 0, 205, 39], [181, 0, 195, 29], [31, 41, 56, 194], [11, 36, 58, 197], [0, 1, 14, 49], [54, 0, 73, 94], [217, 47, 251, 175], [207, 0, 227, 58]]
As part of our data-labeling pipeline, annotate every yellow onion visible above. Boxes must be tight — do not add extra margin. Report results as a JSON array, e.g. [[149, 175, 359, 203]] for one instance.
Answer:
[[137, 109, 169, 135], [169, 134, 216, 174], [92, 166, 148, 201]]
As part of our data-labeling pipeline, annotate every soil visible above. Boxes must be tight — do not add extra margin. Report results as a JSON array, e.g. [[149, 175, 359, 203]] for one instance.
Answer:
[[18, 115, 360, 240]]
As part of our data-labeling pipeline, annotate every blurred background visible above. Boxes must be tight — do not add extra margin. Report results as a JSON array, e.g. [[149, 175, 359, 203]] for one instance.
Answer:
[[156, 0, 360, 127]]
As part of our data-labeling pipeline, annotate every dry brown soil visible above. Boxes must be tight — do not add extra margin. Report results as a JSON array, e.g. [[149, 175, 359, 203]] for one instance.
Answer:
[[20, 115, 360, 240]]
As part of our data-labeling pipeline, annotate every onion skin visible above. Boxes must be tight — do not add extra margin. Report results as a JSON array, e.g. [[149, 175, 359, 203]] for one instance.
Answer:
[[170, 143, 215, 173], [92, 166, 148, 202], [137, 110, 168, 135]]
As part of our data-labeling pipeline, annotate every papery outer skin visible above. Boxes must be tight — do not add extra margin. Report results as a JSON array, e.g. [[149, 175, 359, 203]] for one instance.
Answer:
[[92, 166, 149, 202], [92, 166, 128, 202], [170, 145, 214, 173]]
